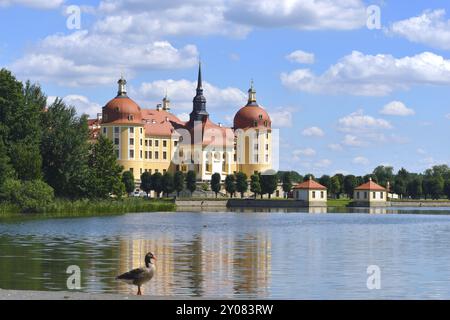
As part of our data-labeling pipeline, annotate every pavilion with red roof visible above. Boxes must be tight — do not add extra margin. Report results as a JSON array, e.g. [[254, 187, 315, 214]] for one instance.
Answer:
[[353, 178, 387, 207], [293, 177, 327, 207]]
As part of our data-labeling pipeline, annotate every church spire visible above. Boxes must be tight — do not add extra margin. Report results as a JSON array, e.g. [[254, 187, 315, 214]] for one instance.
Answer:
[[247, 79, 257, 105], [190, 60, 209, 122], [117, 74, 127, 97]]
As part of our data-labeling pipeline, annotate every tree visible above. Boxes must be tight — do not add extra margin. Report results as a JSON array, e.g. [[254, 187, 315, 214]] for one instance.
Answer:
[[330, 176, 341, 199], [303, 174, 315, 181], [0, 138, 14, 185], [407, 177, 423, 199], [281, 172, 293, 198], [0, 179, 54, 213], [343, 175, 357, 198], [318, 175, 331, 191], [186, 170, 197, 194], [261, 173, 278, 199], [122, 171, 135, 195], [444, 179, 450, 200], [211, 173, 221, 198], [140, 171, 152, 197], [225, 174, 236, 198], [87, 135, 124, 199], [235, 172, 248, 198], [152, 172, 163, 198], [373, 165, 394, 187], [173, 171, 185, 197], [9, 141, 42, 181], [250, 174, 261, 199], [41, 98, 91, 198], [424, 175, 444, 200], [162, 172, 175, 197]]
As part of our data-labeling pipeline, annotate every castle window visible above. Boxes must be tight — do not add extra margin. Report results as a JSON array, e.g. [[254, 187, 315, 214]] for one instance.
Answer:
[[149, 151, 152, 159], [253, 120, 258, 127], [129, 127, 134, 134], [129, 150, 134, 158], [265, 154, 269, 163], [264, 120, 268, 127], [312, 191, 316, 199], [163, 152, 167, 160], [103, 127, 107, 134], [155, 140, 159, 147], [174, 141, 178, 146], [128, 114, 134, 121], [140, 139, 143, 146], [140, 128, 143, 134], [114, 138, 119, 145], [265, 144, 269, 150], [163, 140, 167, 147], [149, 140, 153, 147], [140, 150, 143, 159], [129, 138, 134, 145], [114, 127, 119, 134], [145, 151, 148, 159], [259, 114, 263, 120], [145, 140, 148, 147], [155, 151, 159, 159]]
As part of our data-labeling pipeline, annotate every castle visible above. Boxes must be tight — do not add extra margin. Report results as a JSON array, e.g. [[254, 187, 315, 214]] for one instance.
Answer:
[[98, 63, 272, 182]]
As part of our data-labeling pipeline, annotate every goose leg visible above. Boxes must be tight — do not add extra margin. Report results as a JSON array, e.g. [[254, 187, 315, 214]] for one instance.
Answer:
[[137, 286, 141, 295]]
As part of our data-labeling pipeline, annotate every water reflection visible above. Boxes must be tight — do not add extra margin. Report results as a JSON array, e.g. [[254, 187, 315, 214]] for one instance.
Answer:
[[2, 209, 450, 298]]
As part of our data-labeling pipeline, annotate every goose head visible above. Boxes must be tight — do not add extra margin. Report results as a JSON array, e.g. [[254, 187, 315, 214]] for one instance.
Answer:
[[144, 252, 156, 267]]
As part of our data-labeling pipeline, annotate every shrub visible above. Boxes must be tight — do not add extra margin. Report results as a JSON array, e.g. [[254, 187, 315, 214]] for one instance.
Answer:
[[0, 179, 54, 213]]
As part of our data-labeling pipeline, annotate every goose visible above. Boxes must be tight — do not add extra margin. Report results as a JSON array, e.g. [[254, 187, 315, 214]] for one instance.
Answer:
[[116, 252, 156, 295]]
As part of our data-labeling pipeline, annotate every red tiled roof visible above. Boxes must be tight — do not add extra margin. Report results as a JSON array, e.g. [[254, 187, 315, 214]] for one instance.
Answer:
[[355, 180, 386, 191], [293, 179, 327, 190]]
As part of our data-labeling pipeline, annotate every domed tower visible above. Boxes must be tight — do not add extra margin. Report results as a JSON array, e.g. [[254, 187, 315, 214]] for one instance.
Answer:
[[101, 76, 144, 177], [233, 81, 272, 176]]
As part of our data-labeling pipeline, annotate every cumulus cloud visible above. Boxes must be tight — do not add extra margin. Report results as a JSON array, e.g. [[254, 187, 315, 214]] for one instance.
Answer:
[[328, 143, 343, 151], [132, 79, 246, 111], [302, 126, 324, 137], [270, 109, 293, 128], [10, 31, 198, 87], [338, 109, 392, 132], [225, 0, 367, 30], [352, 156, 369, 165], [342, 134, 364, 147], [286, 50, 315, 64], [380, 101, 415, 116], [46, 94, 101, 118], [315, 159, 332, 168], [0, 0, 63, 9], [388, 9, 450, 50], [293, 148, 316, 158], [281, 51, 450, 96]]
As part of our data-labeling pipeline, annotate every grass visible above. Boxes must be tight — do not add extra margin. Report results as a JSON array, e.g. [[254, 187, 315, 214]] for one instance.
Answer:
[[327, 199, 352, 207], [391, 199, 450, 202], [0, 198, 175, 220]]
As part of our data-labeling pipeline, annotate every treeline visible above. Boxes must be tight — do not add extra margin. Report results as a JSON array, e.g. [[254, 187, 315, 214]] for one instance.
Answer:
[[278, 165, 450, 200], [0, 69, 125, 212]]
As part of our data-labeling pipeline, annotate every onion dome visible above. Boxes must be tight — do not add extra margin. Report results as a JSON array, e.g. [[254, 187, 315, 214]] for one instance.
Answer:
[[233, 81, 271, 130], [102, 76, 142, 125]]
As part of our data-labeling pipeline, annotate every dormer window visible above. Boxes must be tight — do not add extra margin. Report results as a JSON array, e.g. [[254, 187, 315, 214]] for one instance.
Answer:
[[259, 114, 263, 120], [264, 120, 268, 127], [128, 114, 134, 121], [253, 120, 258, 127]]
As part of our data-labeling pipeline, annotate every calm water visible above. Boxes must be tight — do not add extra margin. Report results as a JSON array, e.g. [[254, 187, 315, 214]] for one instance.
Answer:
[[2, 208, 450, 299]]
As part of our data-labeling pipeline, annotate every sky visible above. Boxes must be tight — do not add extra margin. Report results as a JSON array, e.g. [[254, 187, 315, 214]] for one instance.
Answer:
[[0, 0, 449, 176]]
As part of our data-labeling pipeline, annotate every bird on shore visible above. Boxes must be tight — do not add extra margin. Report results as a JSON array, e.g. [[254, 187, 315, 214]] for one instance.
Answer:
[[116, 252, 156, 295]]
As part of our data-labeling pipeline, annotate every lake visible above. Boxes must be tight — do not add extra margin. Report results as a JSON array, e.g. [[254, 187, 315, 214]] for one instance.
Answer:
[[1, 208, 450, 299]]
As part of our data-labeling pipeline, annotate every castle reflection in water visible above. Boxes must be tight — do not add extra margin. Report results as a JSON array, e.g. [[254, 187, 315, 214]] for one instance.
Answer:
[[116, 230, 272, 297]]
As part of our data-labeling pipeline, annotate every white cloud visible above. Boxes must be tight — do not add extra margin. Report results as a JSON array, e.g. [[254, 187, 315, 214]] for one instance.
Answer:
[[270, 109, 293, 128], [352, 156, 369, 165], [0, 0, 63, 9], [328, 143, 343, 151], [293, 148, 316, 158], [417, 148, 427, 155], [302, 126, 324, 137], [338, 109, 392, 132], [46, 94, 101, 118], [286, 50, 315, 64], [281, 51, 450, 96], [380, 101, 415, 116], [132, 79, 246, 111], [225, 0, 367, 31], [176, 113, 190, 122], [315, 159, 332, 168], [389, 10, 450, 50], [446, 113, 450, 119], [342, 134, 364, 147]]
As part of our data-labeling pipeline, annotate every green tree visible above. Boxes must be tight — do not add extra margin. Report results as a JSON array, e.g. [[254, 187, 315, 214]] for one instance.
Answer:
[[162, 172, 175, 197], [330, 176, 341, 198], [261, 173, 278, 199], [343, 175, 357, 198], [186, 170, 197, 194], [122, 171, 135, 195], [318, 175, 331, 191], [373, 165, 394, 187], [444, 179, 450, 200], [0, 179, 54, 213], [87, 135, 124, 199], [303, 174, 315, 181], [140, 171, 152, 197], [0, 139, 14, 184], [424, 175, 444, 200], [211, 173, 221, 198], [173, 171, 185, 197], [235, 172, 248, 198], [225, 174, 236, 198], [407, 177, 423, 199], [250, 174, 261, 199], [281, 172, 293, 198], [41, 98, 91, 198], [152, 172, 163, 198]]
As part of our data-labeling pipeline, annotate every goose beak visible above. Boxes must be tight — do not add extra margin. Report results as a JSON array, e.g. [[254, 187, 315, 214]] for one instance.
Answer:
[[152, 256, 157, 261]]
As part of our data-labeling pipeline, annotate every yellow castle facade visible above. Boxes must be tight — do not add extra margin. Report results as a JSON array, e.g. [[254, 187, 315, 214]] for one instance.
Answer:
[[100, 64, 272, 182]]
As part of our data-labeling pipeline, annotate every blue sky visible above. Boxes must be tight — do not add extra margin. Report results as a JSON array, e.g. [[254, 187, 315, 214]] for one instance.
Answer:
[[1, 0, 449, 176]]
